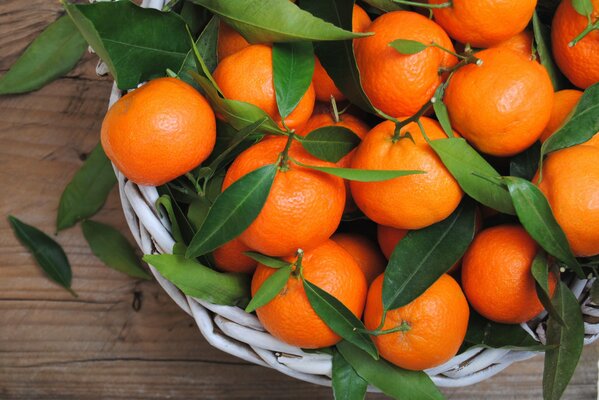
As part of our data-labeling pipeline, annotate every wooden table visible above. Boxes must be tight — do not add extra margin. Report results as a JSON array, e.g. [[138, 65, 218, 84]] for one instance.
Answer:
[[1, 1, 597, 398]]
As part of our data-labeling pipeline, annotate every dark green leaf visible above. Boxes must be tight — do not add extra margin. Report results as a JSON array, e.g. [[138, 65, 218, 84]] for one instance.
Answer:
[[531, 251, 564, 325], [301, 0, 375, 113], [143, 253, 250, 306], [244, 252, 291, 269], [572, 0, 594, 16], [57, 143, 116, 231], [430, 138, 516, 215], [509, 141, 541, 180], [337, 341, 444, 400], [0, 16, 87, 95], [81, 220, 150, 280], [388, 39, 428, 55], [245, 264, 292, 313], [188, 0, 367, 42], [543, 282, 585, 400], [532, 11, 567, 91], [178, 16, 219, 86], [156, 195, 184, 244], [187, 197, 211, 231], [273, 42, 315, 119], [294, 160, 424, 182], [541, 82, 599, 156], [179, 1, 211, 35], [304, 280, 379, 359], [432, 85, 453, 138], [8, 216, 75, 296], [332, 349, 368, 400], [157, 185, 196, 244], [503, 177, 584, 278], [591, 280, 599, 304], [383, 199, 477, 310], [63, 1, 191, 90], [361, 0, 406, 11], [300, 126, 361, 163], [186, 164, 277, 258]]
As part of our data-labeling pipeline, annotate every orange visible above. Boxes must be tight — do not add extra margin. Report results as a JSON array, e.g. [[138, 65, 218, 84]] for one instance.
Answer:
[[552, 0, 599, 89], [377, 224, 408, 260], [313, 4, 372, 102], [101, 77, 216, 186], [212, 238, 257, 274], [251, 240, 367, 348], [364, 274, 469, 371], [213, 44, 315, 130], [461, 225, 558, 324], [350, 117, 463, 230], [491, 30, 534, 58], [217, 21, 250, 61], [331, 233, 386, 284], [429, 0, 537, 48], [536, 145, 599, 257], [444, 48, 554, 156], [354, 11, 457, 118], [540, 89, 584, 142], [222, 136, 345, 256]]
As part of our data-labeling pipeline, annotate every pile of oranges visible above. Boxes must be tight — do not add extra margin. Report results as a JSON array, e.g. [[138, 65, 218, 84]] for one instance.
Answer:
[[101, 0, 599, 375]]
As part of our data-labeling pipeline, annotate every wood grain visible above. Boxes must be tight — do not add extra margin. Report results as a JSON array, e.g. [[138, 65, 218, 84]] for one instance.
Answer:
[[0, 1, 597, 398]]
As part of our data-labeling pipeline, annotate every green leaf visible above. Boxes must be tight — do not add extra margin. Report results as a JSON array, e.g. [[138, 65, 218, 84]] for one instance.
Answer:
[[532, 11, 568, 91], [543, 282, 585, 400], [462, 311, 548, 351], [361, 0, 406, 11], [178, 16, 219, 87], [143, 253, 250, 306], [190, 72, 282, 134], [541, 82, 599, 156], [63, 1, 191, 90], [502, 177, 584, 278], [337, 341, 444, 400], [299, 126, 361, 163], [430, 138, 516, 215], [332, 349, 368, 400], [572, 0, 594, 16], [383, 200, 476, 310], [273, 42, 315, 119], [157, 185, 196, 244], [156, 195, 184, 244], [0, 15, 87, 95], [293, 160, 424, 182], [244, 252, 291, 269], [509, 141, 541, 180], [245, 264, 293, 313], [56, 143, 116, 232], [531, 250, 565, 326], [432, 85, 453, 138], [8, 216, 76, 297], [188, 0, 367, 42], [591, 280, 599, 305], [186, 164, 277, 258], [187, 197, 211, 231], [81, 220, 150, 280], [304, 280, 379, 359], [301, 0, 376, 113], [388, 39, 428, 55]]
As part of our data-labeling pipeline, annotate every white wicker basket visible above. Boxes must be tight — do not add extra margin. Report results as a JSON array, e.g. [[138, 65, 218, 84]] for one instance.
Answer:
[[105, 0, 599, 392]]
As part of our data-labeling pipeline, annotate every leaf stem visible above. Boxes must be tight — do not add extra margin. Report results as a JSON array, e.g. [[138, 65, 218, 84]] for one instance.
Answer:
[[364, 320, 411, 336], [438, 54, 482, 75], [293, 248, 305, 277], [569, 20, 599, 47], [330, 95, 341, 124], [278, 131, 296, 171], [392, 0, 452, 8], [429, 42, 464, 59], [392, 100, 433, 143]]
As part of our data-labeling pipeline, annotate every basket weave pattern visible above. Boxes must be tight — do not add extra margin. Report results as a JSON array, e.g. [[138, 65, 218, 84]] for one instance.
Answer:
[[106, 0, 599, 390]]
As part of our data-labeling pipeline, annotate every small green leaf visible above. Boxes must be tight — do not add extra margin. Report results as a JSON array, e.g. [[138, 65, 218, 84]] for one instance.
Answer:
[[337, 341, 444, 400], [361, 0, 406, 11], [8, 216, 76, 297], [81, 220, 150, 280], [188, 0, 368, 42], [541, 82, 599, 156], [143, 254, 250, 306], [332, 349, 368, 400], [300, 126, 361, 163], [303, 280, 378, 359], [430, 138, 516, 215], [0, 15, 87, 95], [543, 281, 585, 400], [57, 143, 117, 231], [178, 16, 219, 86], [273, 42, 315, 119], [432, 85, 453, 138], [187, 197, 211, 231], [293, 159, 424, 182], [186, 164, 277, 258], [389, 39, 428, 55], [572, 0, 594, 16], [244, 252, 291, 269], [503, 177, 584, 278], [156, 195, 184, 244], [590, 280, 599, 304], [532, 11, 568, 90], [245, 265, 293, 313], [383, 199, 476, 310], [157, 185, 196, 244], [510, 141, 541, 180], [531, 251, 564, 326]]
